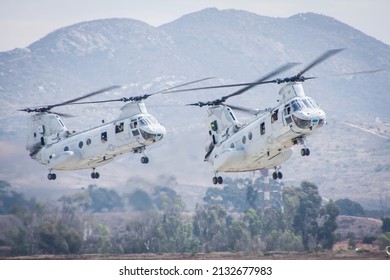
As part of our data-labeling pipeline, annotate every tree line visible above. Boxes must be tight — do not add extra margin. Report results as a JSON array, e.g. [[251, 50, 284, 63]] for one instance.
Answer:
[[0, 179, 389, 256]]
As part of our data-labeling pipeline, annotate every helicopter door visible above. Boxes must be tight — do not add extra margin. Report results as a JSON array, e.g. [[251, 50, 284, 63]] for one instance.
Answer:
[[283, 104, 293, 126], [130, 119, 140, 137]]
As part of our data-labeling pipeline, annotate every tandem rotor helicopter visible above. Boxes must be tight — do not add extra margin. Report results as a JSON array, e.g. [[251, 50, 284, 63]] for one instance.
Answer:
[[19, 78, 212, 180], [165, 49, 355, 184]]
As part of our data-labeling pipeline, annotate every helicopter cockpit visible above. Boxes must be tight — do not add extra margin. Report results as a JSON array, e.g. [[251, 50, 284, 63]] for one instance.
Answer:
[[132, 114, 166, 142], [284, 97, 325, 131]]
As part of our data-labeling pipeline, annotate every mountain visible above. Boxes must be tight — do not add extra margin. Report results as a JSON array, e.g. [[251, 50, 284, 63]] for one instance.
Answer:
[[0, 8, 389, 209]]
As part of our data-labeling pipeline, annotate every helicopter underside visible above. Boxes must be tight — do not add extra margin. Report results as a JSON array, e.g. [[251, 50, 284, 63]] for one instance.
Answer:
[[212, 146, 294, 173]]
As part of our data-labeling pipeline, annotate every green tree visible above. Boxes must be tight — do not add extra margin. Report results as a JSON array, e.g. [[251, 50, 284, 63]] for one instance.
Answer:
[[204, 178, 250, 212], [282, 181, 323, 250], [382, 217, 390, 232], [127, 189, 154, 211], [317, 200, 339, 250], [153, 187, 185, 215], [335, 199, 365, 217], [36, 218, 82, 254], [193, 203, 228, 252], [87, 185, 123, 212]]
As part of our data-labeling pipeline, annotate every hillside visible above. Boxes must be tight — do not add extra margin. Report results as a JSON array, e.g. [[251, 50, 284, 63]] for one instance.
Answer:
[[0, 8, 389, 209]]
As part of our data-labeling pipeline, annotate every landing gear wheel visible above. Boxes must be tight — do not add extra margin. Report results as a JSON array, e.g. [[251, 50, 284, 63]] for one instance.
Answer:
[[47, 173, 57, 180], [278, 171, 283, 179], [301, 148, 310, 156], [91, 172, 100, 179], [141, 156, 149, 164], [272, 172, 278, 180], [212, 176, 223, 185]]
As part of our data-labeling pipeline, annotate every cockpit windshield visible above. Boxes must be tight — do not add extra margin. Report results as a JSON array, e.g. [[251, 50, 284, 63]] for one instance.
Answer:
[[291, 98, 319, 111], [138, 115, 159, 126], [291, 100, 302, 112]]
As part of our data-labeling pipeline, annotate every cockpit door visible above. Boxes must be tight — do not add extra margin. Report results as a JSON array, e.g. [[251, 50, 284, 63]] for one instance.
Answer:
[[130, 118, 140, 137]]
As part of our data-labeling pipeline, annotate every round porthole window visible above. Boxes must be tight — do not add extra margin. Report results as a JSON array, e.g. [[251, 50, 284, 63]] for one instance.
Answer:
[[64, 146, 69, 151], [248, 132, 253, 140], [242, 136, 246, 144], [79, 141, 83, 148], [86, 139, 92, 145]]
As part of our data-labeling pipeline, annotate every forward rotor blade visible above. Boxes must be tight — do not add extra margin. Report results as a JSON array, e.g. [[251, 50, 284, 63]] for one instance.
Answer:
[[221, 62, 299, 102], [330, 68, 385, 77], [296, 48, 344, 77], [163, 63, 298, 97]]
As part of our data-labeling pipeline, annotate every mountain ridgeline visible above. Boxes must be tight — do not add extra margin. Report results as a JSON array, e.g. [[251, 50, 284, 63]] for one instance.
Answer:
[[0, 8, 389, 208]]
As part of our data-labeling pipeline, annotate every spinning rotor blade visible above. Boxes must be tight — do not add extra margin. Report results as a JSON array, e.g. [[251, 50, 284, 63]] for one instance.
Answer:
[[185, 62, 298, 107], [221, 63, 298, 102], [223, 103, 267, 115], [296, 48, 344, 78], [70, 77, 216, 105], [19, 85, 121, 113]]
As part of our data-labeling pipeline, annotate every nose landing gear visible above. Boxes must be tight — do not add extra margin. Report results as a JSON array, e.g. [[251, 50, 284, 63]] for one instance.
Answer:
[[47, 171, 57, 180]]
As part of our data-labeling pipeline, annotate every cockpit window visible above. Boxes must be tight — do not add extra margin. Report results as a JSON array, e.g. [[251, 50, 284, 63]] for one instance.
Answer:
[[291, 100, 302, 112], [307, 98, 318, 108], [138, 115, 159, 126], [138, 117, 148, 126]]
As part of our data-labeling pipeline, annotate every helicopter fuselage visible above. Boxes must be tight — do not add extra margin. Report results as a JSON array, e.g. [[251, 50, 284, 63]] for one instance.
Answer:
[[206, 83, 326, 174], [26, 102, 166, 175]]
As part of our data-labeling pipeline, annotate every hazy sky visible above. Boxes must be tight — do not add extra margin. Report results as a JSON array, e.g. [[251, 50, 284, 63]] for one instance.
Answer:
[[0, 0, 389, 51]]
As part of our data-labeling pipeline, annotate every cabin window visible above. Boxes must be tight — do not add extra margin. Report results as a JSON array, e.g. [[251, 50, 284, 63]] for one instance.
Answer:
[[79, 141, 83, 148], [284, 105, 291, 115], [211, 120, 218, 131], [242, 135, 246, 144], [260, 122, 265, 135], [271, 109, 279, 123], [130, 119, 138, 129], [248, 132, 253, 140], [231, 143, 235, 148], [115, 122, 124, 133], [86, 139, 92, 145], [101, 132, 107, 143], [64, 146, 69, 151]]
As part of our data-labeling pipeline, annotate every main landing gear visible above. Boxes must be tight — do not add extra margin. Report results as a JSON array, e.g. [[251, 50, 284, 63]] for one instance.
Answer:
[[91, 168, 100, 179], [212, 174, 223, 185], [47, 171, 57, 180], [272, 167, 283, 180], [141, 156, 149, 164], [301, 147, 310, 156]]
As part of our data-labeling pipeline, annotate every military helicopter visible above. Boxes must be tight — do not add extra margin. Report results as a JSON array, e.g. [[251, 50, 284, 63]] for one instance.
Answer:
[[166, 49, 344, 184], [19, 78, 211, 180]]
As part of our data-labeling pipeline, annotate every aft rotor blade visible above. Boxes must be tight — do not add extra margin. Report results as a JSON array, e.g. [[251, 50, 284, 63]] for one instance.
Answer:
[[72, 78, 216, 104], [152, 77, 216, 95], [296, 48, 344, 77], [49, 85, 122, 109], [224, 103, 267, 115]]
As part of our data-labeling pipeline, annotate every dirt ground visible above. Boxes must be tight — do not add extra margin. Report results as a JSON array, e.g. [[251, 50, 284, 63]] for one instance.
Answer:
[[3, 251, 389, 260]]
